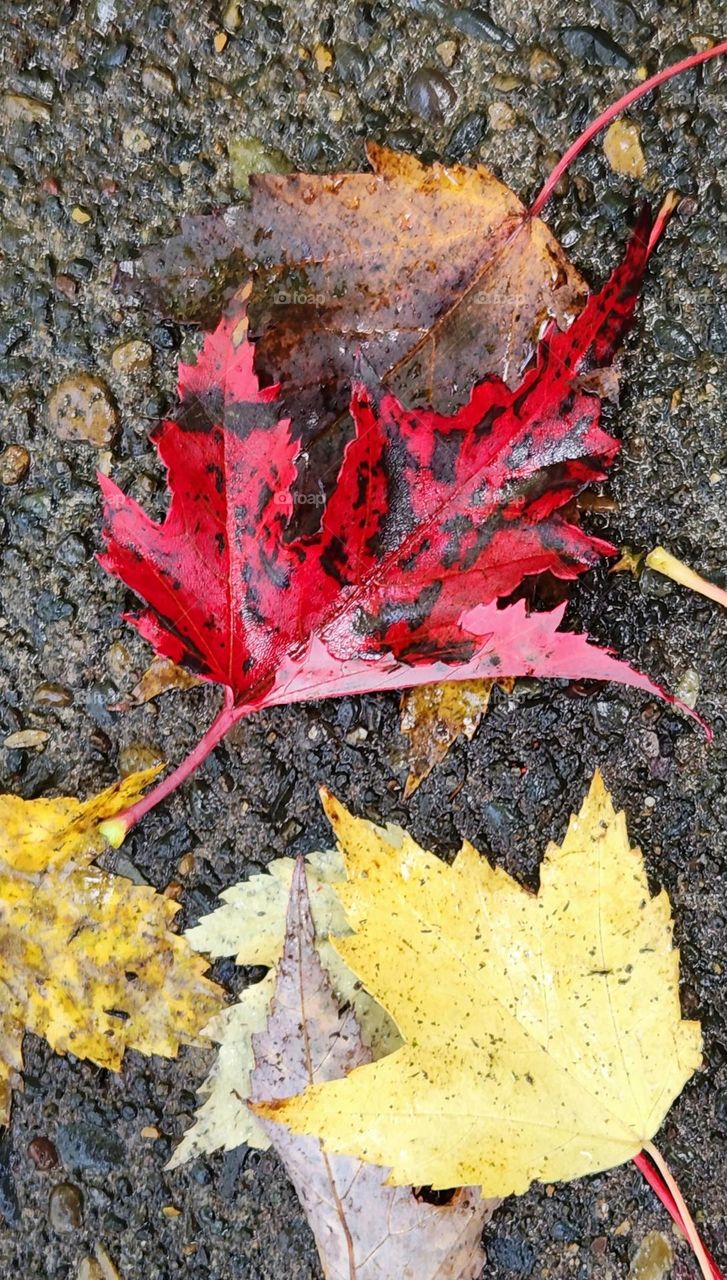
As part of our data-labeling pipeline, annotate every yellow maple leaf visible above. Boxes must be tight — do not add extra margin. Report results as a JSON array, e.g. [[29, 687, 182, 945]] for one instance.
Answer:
[[0, 770, 224, 1123], [256, 772, 702, 1198]]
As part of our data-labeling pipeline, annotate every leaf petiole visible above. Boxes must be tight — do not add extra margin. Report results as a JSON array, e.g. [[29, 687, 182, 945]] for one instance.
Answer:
[[645, 547, 727, 609], [531, 41, 727, 218], [99, 697, 246, 845], [634, 1145, 723, 1280]]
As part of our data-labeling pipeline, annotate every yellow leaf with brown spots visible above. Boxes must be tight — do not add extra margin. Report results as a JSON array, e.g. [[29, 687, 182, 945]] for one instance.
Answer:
[[400, 678, 514, 796], [258, 774, 702, 1197], [0, 770, 224, 1123]]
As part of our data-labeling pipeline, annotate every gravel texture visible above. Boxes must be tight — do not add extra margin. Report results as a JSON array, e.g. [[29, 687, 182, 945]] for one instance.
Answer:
[[0, 1, 725, 1277]]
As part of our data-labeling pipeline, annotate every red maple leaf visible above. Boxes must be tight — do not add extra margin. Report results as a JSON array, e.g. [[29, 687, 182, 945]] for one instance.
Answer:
[[99, 213, 703, 835]]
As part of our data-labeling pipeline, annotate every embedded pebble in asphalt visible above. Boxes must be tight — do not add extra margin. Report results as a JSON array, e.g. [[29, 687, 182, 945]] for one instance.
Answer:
[[0, 444, 30, 485], [48, 1182, 84, 1234], [47, 375, 119, 447], [603, 116, 646, 177]]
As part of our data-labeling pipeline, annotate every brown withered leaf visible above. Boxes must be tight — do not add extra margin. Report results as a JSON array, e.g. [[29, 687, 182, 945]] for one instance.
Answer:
[[126, 142, 585, 439], [250, 858, 498, 1280], [112, 656, 202, 712], [401, 678, 515, 797]]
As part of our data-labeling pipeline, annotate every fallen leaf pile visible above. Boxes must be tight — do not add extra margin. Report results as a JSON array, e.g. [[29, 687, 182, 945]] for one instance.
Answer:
[[0, 771, 223, 1121], [124, 143, 592, 783], [249, 857, 498, 1279], [169, 774, 717, 1279], [100, 192, 701, 836], [4, 40, 724, 1280], [256, 774, 703, 1197], [115, 138, 715, 791], [102, 235, 662, 705]]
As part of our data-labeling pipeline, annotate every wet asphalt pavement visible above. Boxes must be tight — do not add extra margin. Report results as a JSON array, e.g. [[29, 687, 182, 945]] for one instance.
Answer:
[[0, 1, 726, 1277]]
